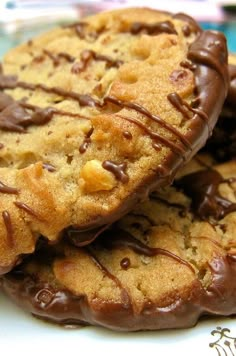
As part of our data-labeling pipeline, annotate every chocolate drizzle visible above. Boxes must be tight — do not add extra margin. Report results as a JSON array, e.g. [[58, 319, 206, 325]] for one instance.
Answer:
[[102, 160, 129, 183], [71, 50, 123, 74], [0, 74, 101, 110], [42, 163, 56, 172], [43, 50, 75, 67], [14, 201, 44, 221], [130, 21, 177, 35], [86, 247, 131, 308], [168, 92, 208, 124], [176, 169, 236, 220], [79, 127, 94, 154], [104, 96, 192, 151], [99, 229, 195, 273], [2, 210, 14, 248], [0, 181, 19, 194], [116, 113, 186, 156], [0, 93, 56, 132]]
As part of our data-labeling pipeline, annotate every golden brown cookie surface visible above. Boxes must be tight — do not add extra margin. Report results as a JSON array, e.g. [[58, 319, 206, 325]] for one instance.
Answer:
[[0, 8, 228, 273]]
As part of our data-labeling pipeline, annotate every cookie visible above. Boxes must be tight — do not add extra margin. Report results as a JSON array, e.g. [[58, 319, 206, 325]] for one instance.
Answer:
[[203, 55, 236, 162], [0, 8, 228, 274], [2, 156, 236, 331]]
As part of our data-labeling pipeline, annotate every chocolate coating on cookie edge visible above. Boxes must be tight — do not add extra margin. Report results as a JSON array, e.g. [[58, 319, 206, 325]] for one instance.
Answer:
[[2, 255, 236, 331]]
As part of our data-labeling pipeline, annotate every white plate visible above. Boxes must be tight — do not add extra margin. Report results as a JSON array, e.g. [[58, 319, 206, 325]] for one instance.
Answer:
[[1, 292, 236, 356]]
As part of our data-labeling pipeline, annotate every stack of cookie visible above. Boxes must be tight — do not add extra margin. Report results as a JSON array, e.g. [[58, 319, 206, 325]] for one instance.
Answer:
[[0, 7, 235, 331]]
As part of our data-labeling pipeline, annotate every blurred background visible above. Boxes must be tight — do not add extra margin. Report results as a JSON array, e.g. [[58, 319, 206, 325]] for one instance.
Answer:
[[0, 0, 236, 57]]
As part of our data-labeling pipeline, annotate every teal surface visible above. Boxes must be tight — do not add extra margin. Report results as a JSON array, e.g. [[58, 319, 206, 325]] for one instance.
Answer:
[[0, 23, 65, 58], [201, 21, 236, 53]]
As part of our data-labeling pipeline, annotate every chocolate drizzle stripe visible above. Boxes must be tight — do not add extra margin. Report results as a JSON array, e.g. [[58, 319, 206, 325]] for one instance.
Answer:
[[102, 161, 129, 183], [167, 92, 193, 121], [72, 50, 123, 74], [43, 50, 75, 67], [0, 95, 92, 133], [0, 78, 101, 108], [105, 96, 192, 150], [79, 127, 94, 154], [168, 92, 209, 125], [42, 163, 56, 172], [100, 230, 195, 274], [116, 114, 185, 156], [14, 202, 45, 221], [22, 102, 91, 120], [86, 247, 131, 308], [2, 211, 14, 248], [0, 181, 19, 194]]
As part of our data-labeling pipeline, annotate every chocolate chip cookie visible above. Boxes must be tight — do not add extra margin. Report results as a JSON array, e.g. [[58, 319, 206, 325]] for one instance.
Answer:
[[2, 155, 236, 331], [0, 8, 228, 273]]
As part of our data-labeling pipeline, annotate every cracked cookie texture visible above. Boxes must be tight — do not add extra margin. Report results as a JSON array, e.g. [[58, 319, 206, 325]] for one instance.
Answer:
[[0, 8, 229, 273], [2, 155, 236, 331]]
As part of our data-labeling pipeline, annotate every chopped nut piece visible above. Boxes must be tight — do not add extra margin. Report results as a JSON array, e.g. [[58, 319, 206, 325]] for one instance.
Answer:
[[80, 160, 117, 192]]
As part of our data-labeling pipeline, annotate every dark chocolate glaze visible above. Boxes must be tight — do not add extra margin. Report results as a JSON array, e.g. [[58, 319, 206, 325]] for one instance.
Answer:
[[130, 21, 177, 35], [0, 181, 19, 194], [176, 169, 236, 220], [102, 160, 129, 183], [2, 210, 14, 248]]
